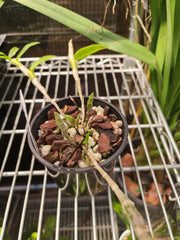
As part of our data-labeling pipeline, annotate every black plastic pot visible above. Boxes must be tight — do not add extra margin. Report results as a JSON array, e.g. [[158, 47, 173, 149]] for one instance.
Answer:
[[28, 96, 128, 195]]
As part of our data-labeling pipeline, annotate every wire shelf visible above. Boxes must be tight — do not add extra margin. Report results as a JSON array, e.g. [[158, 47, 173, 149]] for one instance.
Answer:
[[0, 55, 180, 240]]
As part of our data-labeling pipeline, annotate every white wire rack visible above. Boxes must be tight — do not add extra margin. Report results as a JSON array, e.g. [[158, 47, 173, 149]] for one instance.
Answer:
[[0, 55, 180, 240]]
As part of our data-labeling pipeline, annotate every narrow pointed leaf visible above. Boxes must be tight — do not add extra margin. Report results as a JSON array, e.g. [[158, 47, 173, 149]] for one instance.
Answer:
[[74, 44, 107, 61], [173, 0, 180, 64], [8, 46, 19, 58], [16, 42, 40, 60], [14, 0, 158, 70], [30, 55, 55, 71], [149, 0, 163, 53], [0, 55, 11, 60], [54, 112, 76, 146], [155, 21, 167, 72], [160, 0, 172, 111], [0, 52, 7, 56], [0, 0, 6, 7]]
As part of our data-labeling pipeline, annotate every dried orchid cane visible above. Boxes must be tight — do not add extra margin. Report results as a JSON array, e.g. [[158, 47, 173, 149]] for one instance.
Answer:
[[88, 150, 153, 240], [68, 39, 85, 123], [13, 60, 64, 114]]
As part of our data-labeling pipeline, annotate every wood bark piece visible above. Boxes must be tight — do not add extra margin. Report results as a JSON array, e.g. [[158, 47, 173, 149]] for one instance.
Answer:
[[40, 119, 57, 131], [98, 132, 111, 152], [51, 139, 69, 151], [45, 134, 63, 145]]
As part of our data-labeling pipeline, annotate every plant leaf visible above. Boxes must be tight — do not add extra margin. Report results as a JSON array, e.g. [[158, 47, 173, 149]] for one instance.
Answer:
[[54, 112, 76, 146], [29, 55, 55, 71], [40, 215, 55, 240], [82, 131, 90, 145], [74, 44, 107, 61], [86, 92, 94, 121], [0, 52, 6, 56], [160, 0, 173, 111], [0, 0, 6, 7], [149, 0, 164, 53], [155, 21, 167, 72], [14, 0, 158, 70], [16, 42, 40, 60], [0, 54, 10, 60], [8, 46, 19, 58], [173, 0, 180, 64], [63, 114, 75, 126]]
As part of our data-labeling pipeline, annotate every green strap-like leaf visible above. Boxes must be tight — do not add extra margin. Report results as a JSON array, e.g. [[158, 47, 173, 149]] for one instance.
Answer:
[[74, 44, 107, 61], [16, 41, 40, 60], [0, 52, 6, 56], [160, 0, 173, 111], [8, 46, 19, 58], [14, 0, 158, 70], [63, 114, 75, 126], [155, 21, 167, 72], [30, 55, 56, 71], [0, 0, 6, 7], [173, 0, 180, 64]]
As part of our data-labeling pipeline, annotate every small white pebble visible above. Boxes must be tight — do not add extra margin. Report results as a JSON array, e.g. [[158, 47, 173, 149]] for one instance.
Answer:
[[92, 129, 99, 141], [38, 129, 44, 137], [88, 136, 96, 147], [41, 145, 51, 156], [96, 106, 104, 115], [93, 152, 102, 162], [78, 159, 89, 168], [68, 128, 77, 138], [78, 127, 84, 135], [114, 128, 122, 135], [54, 161, 60, 166], [93, 144, 99, 153], [116, 120, 123, 127]]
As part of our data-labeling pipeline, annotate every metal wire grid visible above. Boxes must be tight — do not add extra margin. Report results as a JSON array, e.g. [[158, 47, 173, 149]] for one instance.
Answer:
[[0, 55, 180, 240]]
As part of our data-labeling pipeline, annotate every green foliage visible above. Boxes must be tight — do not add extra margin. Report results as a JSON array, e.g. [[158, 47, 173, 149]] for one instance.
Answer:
[[59, 236, 69, 240], [0, 218, 11, 240], [149, 0, 180, 131], [54, 112, 76, 145], [82, 131, 90, 145], [8, 46, 19, 58], [7, 0, 179, 135], [86, 92, 94, 121], [30, 55, 55, 71], [0, 42, 55, 72], [22, 222, 37, 240], [0, 0, 5, 7], [23, 215, 56, 240], [63, 114, 75, 127], [11, 0, 157, 70], [41, 215, 56, 240], [74, 44, 107, 61], [27, 232, 37, 240], [16, 42, 40, 60]]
